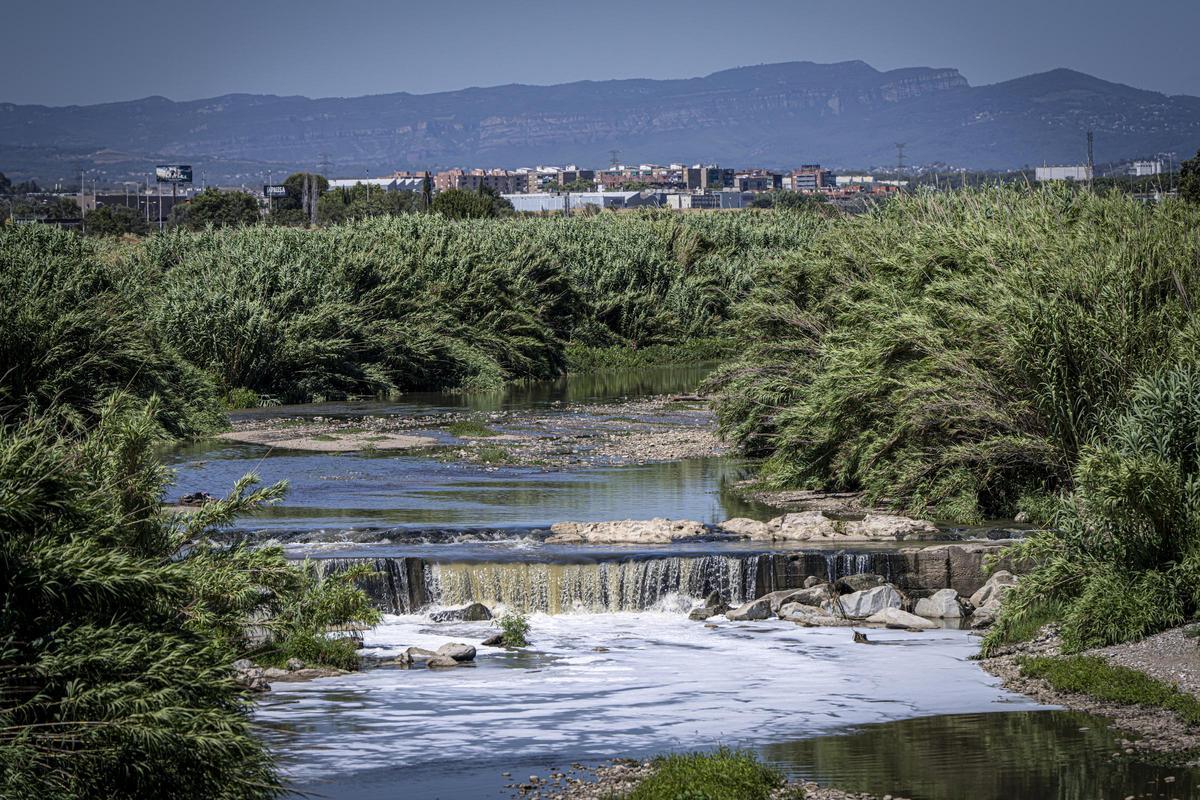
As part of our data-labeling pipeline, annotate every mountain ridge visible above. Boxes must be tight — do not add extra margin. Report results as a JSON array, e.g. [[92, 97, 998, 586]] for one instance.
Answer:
[[1, 60, 1196, 183]]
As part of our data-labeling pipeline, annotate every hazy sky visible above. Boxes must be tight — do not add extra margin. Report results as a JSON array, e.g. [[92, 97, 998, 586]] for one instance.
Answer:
[[9, 0, 1199, 105]]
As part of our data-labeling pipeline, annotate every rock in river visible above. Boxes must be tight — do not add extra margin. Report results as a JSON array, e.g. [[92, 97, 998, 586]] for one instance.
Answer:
[[429, 602, 493, 622], [547, 518, 709, 544], [866, 607, 937, 630], [914, 588, 965, 619], [437, 642, 477, 662], [725, 596, 773, 621], [744, 510, 941, 542], [779, 602, 853, 627], [826, 585, 902, 618]]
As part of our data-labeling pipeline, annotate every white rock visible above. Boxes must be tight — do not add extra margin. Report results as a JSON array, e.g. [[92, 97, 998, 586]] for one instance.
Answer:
[[865, 608, 937, 630], [914, 588, 963, 619], [761, 511, 939, 542], [826, 585, 902, 618], [546, 518, 708, 544], [717, 517, 770, 538]]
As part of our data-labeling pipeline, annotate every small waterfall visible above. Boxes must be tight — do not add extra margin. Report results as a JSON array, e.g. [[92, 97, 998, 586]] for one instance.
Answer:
[[427, 555, 758, 614], [310, 547, 961, 615], [313, 557, 429, 614]]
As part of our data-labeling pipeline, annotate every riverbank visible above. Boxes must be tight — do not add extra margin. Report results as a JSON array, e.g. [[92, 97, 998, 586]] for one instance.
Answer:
[[978, 624, 1200, 762], [513, 758, 896, 800]]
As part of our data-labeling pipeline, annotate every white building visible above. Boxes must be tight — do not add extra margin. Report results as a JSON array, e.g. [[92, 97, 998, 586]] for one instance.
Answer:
[[326, 177, 424, 192], [835, 175, 875, 186], [1035, 165, 1093, 182], [1129, 160, 1163, 177]]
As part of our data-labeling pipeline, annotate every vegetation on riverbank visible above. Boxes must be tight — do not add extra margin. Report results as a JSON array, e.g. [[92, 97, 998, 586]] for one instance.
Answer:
[[709, 187, 1200, 651], [1020, 656, 1200, 726], [3, 211, 816, 416], [625, 749, 793, 800], [0, 400, 378, 796]]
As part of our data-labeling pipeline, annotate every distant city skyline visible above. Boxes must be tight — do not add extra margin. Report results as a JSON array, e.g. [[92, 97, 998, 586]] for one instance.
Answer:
[[6, 0, 1199, 106]]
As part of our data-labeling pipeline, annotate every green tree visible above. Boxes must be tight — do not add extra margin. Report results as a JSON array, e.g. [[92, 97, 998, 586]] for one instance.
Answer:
[[0, 401, 282, 800], [1180, 148, 1200, 203], [316, 184, 418, 223], [432, 186, 514, 219], [171, 188, 261, 230], [0, 172, 11, 195], [84, 204, 149, 237]]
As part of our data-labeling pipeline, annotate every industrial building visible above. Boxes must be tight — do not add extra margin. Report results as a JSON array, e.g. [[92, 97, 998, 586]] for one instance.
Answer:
[[1035, 165, 1093, 182]]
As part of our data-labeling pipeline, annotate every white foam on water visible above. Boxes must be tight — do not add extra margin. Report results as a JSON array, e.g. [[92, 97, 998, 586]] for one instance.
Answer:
[[256, 610, 1045, 782]]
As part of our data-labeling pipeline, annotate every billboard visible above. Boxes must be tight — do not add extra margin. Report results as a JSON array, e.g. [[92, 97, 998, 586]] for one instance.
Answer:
[[263, 184, 288, 198], [155, 165, 193, 184]]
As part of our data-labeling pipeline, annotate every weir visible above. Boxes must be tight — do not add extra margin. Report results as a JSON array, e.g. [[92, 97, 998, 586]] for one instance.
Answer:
[[314, 544, 1004, 614]]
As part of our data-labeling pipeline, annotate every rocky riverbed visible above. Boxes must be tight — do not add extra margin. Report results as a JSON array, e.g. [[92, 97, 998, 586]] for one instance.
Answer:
[[219, 395, 725, 467]]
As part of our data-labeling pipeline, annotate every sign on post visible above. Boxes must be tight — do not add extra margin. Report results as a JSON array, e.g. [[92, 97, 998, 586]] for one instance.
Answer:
[[155, 165, 193, 184], [263, 184, 288, 197]]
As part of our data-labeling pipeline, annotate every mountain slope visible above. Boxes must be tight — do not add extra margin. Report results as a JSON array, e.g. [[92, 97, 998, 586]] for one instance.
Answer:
[[1, 60, 1196, 182]]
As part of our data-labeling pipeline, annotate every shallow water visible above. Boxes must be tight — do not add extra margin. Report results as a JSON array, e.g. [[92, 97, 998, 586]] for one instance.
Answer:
[[257, 611, 1044, 797], [258, 611, 1198, 800]]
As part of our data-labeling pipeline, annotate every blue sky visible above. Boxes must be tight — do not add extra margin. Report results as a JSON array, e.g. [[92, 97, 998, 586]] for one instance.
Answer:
[[10, 0, 1199, 105]]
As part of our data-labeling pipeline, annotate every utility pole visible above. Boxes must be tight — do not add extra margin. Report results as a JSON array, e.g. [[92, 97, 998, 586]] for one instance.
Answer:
[[609, 149, 620, 169], [895, 143, 907, 175], [1087, 130, 1095, 191]]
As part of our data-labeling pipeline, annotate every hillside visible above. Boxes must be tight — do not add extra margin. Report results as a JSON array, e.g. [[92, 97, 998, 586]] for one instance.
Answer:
[[1, 60, 1197, 182]]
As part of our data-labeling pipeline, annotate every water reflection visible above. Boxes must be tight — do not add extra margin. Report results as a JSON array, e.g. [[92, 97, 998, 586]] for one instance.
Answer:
[[765, 711, 1198, 800]]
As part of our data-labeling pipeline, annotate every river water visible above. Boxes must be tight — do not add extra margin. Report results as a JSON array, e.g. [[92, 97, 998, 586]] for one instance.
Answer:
[[167, 366, 1200, 799]]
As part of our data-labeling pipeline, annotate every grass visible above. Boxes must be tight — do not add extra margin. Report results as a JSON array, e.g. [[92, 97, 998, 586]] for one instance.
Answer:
[[1019, 656, 1200, 726], [448, 420, 500, 438], [623, 749, 793, 800], [475, 445, 511, 464]]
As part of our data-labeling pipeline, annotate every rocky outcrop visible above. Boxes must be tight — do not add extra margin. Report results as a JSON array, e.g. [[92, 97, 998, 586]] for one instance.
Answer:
[[717, 518, 769, 538], [725, 596, 773, 621], [232, 659, 269, 692], [826, 585, 903, 618], [547, 518, 709, 544], [429, 602, 493, 622], [745, 511, 941, 542], [914, 588, 966, 619], [865, 608, 937, 630]]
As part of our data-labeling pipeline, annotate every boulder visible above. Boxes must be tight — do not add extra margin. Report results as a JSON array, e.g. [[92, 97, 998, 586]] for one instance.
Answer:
[[779, 602, 854, 627], [725, 596, 773, 621], [437, 642, 477, 662], [969, 571, 1019, 608], [426, 655, 460, 668], [429, 602, 493, 622], [866, 607, 937, 630], [285, 658, 305, 672], [782, 585, 832, 608], [263, 667, 291, 680], [404, 646, 438, 661], [836, 573, 886, 594], [914, 588, 964, 619], [481, 633, 505, 647], [803, 576, 822, 589], [689, 602, 728, 621], [546, 518, 709, 544], [846, 514, 940, 540], [717, 518, 770, 538], [970, 600, 1003, 629], [825, 585, 902, 618]]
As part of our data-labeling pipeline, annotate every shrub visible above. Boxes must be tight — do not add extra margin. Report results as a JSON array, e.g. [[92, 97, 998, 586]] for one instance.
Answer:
[[626, 749, 788, 800], [498, 611, 530, 647]]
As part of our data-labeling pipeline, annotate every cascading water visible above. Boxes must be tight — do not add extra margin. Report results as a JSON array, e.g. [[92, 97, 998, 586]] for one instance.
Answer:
[[312, 547, 979, 615], [426, 555, 759, 614]]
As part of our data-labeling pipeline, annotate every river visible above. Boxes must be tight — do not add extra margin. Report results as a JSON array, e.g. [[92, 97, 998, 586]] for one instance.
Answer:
[[166, 366, 1199, 799]]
